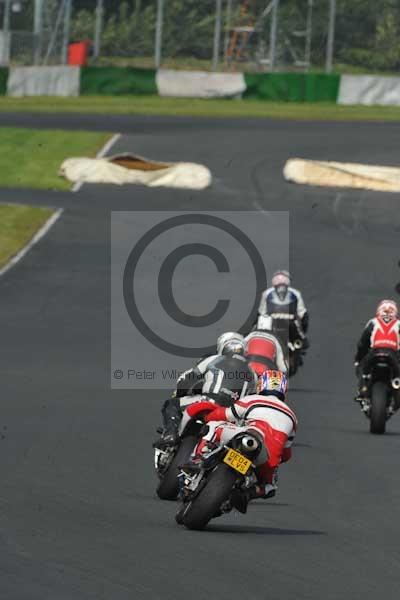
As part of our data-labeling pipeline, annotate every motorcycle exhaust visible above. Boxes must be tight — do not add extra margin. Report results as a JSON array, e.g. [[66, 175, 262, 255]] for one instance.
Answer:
[[240, 435, 260, 451], [294, 339, 303, 349], [391, 378, 400, 390]]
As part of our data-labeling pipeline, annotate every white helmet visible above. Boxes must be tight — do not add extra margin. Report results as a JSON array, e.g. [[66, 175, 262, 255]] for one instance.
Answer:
[[271, 270, 291, 287], [376, 299, 398, 322], [216, 332, 245, 356], [272, 270, 290, 301]]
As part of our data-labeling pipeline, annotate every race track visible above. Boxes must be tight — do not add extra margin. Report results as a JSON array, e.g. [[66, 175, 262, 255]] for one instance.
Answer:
[[1, 114, 400, 599]]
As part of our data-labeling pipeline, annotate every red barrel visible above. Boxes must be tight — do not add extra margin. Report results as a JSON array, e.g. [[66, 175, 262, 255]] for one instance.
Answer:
[[68, 41, 91, 66]]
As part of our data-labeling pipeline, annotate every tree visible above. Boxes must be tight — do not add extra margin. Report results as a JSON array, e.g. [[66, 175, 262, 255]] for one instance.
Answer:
[[70, 0, 400, 71]]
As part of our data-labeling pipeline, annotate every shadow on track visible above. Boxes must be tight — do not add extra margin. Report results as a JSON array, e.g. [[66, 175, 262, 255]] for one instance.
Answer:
[[289, 388, 327, 394], [250, 502, 291, 508], [205, 524, 326, 536], [338, 427, 400, 437]]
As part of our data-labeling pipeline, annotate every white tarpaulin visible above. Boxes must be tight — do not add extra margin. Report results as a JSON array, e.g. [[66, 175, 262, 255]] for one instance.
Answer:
[[284, 158, 400, 193], [156, 69, 246, 98], [60, 154, 212, 190], [7, 66, 80, 97], [338, 75, 400, 106]]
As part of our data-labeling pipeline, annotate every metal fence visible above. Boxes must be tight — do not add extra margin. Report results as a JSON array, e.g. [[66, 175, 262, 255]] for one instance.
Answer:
[[74, 0, 337, 73], [1, 0, 73, 66], [2, 1, 400, 74]]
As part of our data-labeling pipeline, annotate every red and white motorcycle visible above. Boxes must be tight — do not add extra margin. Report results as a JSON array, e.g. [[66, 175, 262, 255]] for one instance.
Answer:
[[175, 420, 265, 530]]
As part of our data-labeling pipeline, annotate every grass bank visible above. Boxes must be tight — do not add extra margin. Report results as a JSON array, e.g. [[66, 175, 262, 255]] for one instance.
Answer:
[[0, 96, 399, 121], [0, 204, 54, 270], [0, 127, 110, 190]]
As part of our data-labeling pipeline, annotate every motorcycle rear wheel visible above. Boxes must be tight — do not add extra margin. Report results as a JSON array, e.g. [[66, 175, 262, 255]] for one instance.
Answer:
[[175, 502, 187, 525], [181, 464, 238, 531], [370, 382, 388, 435], [156, 435, 197, 501], [289, 351, 300, 377]]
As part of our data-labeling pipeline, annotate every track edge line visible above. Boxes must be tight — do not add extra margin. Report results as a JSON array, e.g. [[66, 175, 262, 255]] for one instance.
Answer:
[[71, 132, 122, 193], [0, 207, 64, 278]]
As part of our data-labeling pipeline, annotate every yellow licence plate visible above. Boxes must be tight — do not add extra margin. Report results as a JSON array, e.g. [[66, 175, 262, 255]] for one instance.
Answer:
[[223, 448, 252, 474]]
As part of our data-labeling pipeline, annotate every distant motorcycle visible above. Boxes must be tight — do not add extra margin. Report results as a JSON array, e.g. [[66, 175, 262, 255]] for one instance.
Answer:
[[154, 400, 216, 501], [256, 314, 305, 377], [358, 349, 400, 434], [175, 425, 263, 530]]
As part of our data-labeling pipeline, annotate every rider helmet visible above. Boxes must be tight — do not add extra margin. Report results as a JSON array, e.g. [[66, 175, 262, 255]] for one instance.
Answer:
[[272, 270, 291, 301], [216, 332, 245, 356], [376, 299, 398, 323], [257, 369, 288, 401]]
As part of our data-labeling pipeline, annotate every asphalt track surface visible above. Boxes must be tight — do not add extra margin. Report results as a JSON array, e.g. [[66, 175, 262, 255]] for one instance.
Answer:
[[1, 113, 400, 599]]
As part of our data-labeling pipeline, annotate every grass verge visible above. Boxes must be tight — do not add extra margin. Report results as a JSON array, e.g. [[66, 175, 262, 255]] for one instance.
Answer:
[[0, 204, 54, 270], [0, 96, 399, 121], [0, 127, 110, 190]]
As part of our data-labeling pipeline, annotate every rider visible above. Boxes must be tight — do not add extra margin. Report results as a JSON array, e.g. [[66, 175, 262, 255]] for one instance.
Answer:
[[354, 299, 400, 402], [155, 332, 258, 448], [258, 270, 309, 348], [175, 332, 246, 397], [201, 369, 297, 507], [245, 326, 288, 375]]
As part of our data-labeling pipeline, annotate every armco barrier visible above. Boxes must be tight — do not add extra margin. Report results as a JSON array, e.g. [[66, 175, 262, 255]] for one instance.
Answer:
[[244, 72, 340, 102], [338, 74, 400, 106], [80, 67, 157, 95], [156, 69, 246, 98], [4, 67, 400, 106], [7, 66, 80, 97]]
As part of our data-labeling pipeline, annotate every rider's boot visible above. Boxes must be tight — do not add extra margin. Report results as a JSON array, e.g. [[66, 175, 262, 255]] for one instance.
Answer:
[[153, 397, 181, 449], [248, 483, 277, 500], [354, 372, 370, 403]]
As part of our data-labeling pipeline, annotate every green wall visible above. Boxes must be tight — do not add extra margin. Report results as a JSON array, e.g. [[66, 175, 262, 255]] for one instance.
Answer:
[[244, 73, 340, 102], [0, 68, 9, 95], [80, 67, 157, 95]]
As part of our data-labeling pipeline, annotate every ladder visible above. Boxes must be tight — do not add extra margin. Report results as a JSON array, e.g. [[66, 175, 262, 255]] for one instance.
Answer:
[[226, 0, 255, 66], [226, 1, 275, 68]]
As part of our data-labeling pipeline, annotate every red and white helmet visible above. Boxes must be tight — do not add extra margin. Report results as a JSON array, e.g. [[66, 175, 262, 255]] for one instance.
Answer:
[[257, 369, 288, 401], [376, 299, 398, 323], [271, 270, 290, 288]]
